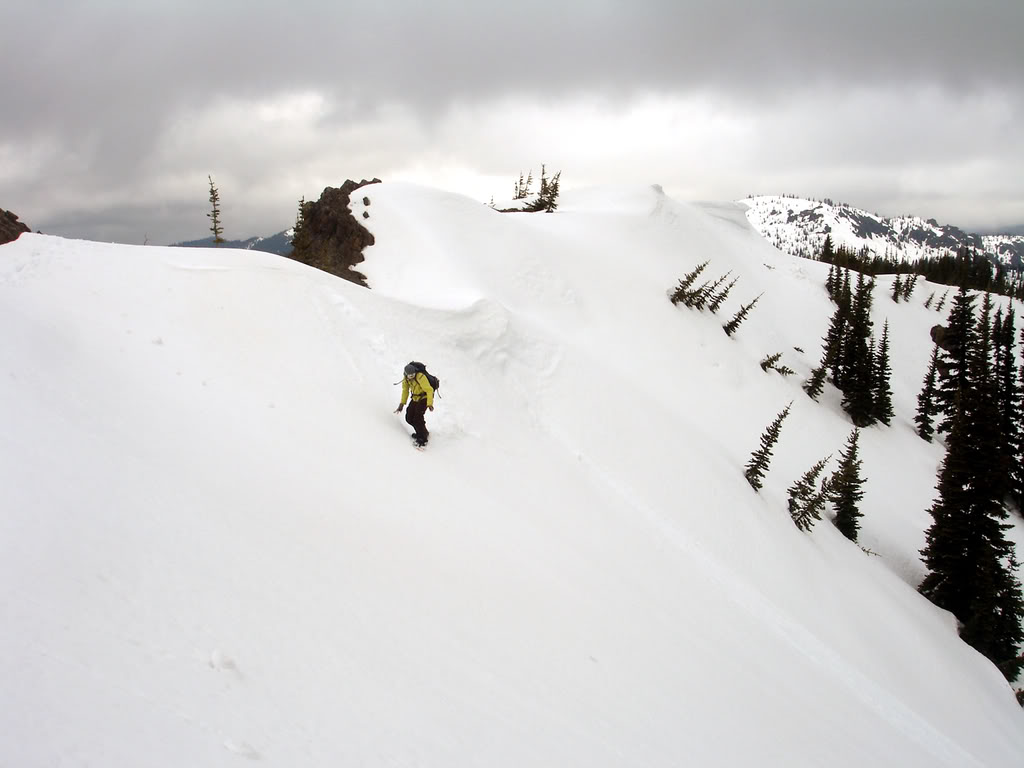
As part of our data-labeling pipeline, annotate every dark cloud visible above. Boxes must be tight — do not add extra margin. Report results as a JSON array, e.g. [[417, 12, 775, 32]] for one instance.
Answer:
[[2, 0, 1022, 241]]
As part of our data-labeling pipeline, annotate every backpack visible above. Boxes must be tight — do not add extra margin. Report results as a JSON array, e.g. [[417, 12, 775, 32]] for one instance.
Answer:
[[408, 361, 440, 394]]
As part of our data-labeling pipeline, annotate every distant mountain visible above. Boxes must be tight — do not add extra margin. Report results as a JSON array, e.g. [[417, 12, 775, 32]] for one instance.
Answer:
[[741, 196, 1024, 270], [173, 229, 293, 256]]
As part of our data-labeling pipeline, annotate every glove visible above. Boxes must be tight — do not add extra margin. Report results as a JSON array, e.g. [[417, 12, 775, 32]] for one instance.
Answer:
[[428, 405, 434, 411], [395, 404, 404, 413]]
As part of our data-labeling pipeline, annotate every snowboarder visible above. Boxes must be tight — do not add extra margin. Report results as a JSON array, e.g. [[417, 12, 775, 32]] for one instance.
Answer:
[[395, 363, 434, 447]]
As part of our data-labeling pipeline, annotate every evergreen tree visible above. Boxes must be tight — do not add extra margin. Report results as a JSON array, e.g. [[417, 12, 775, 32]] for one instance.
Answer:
[[514, 170, 533, 200], [830, 429, 866, 542], [760, 352, 783, 371], [670, 261, 710, 305], [924, 291, 935, 309], [692, 274, 733, 309], [891, 273, 903, 303], [871, 320, 894, 425], [825, 263, 837, 300], [684, 279, 715, 308], [935, 289, 950, 312], [919, 400, 1024, 682], [789, 456, 832, 532], [902, 274, 917, 301], [744, 402, 793, 491], [707, 276, 739, 314], [723, 294, 762, 337], [803, 364, 828, 401], [840, 272, 876, 427], [972, 294, 1008, 503], [289, 196, 309, 257], [521, 166, 561, 211], [822, 277, 851, 387], [207, 175, 225, 244], [936, 286, 977, 435], [690, 272, 731, 310], [820, 234, 834, 264], [915, 344, 941, 441], [544, 170, 561, 212], [995, 307, 1023, 507]]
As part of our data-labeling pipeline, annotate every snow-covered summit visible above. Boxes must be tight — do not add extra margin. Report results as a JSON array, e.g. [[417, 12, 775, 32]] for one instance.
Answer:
[[742, 194, 1024, 268], [2, 183, 1023, 766]]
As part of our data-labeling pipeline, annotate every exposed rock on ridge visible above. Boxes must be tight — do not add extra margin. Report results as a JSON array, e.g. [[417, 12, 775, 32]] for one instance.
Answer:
[[1, 209, 30, 245], [288, 179, 381, 286]]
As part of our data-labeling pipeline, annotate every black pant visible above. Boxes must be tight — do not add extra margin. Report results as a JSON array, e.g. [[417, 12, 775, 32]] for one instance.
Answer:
[[405, 398, 429, 442]]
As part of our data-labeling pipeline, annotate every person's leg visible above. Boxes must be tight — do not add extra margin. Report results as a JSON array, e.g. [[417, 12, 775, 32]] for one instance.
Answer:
[[406, 399, 428, 443]]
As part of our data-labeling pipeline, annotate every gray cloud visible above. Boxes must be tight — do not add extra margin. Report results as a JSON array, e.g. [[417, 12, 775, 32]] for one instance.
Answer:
[[3, 0, 1022, 242]]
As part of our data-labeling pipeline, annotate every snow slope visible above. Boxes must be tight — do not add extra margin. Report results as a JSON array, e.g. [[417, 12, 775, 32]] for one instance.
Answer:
[[2, 183, 1023, 766]]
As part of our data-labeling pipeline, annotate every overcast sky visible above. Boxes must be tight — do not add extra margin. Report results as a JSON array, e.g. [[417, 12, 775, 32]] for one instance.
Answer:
[[2, 0, 1022, 244]]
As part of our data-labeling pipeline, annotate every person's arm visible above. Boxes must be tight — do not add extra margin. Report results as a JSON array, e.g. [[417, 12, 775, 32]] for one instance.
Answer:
[[396, 378, 410, 411]]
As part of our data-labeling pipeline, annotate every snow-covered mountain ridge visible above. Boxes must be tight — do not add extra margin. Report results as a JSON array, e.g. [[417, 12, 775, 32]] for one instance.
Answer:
[[3, 183, 1023, 766], [173, 229, 294, 255], [742, 195, 1024, 269]]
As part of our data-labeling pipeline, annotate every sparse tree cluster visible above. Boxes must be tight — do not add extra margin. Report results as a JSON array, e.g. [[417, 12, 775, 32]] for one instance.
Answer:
[[788, 456, 832, 532], [891, 273, 917, 303], [785, 429, 866, 538], [509, 165, 562, 212], [670, 262, 736, 312], [816, 266, 893, 426], [915, 286, 1024, 685], [760, 352, 795, 376], [669, 261, 757, 336], [742, 404, 868, 542]]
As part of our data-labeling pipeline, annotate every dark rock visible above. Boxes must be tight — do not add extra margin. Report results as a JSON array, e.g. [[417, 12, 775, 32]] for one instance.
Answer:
[[288, 178, 381, 286], [363, 197, 371, 206], [0, 209, 31, 245], [930, 324, 952, 352], [362, 211, 369, 219]]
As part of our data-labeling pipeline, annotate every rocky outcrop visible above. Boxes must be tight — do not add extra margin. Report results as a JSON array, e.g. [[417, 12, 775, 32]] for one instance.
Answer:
[[0, 209, 30, 245], [288, 179, 381, 286]]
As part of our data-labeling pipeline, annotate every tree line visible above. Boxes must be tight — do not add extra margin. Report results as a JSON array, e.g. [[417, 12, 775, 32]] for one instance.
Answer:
[[913, 286, 1024, 686], [738, 266, 1023, 696], [817, 234, 1024, 301]]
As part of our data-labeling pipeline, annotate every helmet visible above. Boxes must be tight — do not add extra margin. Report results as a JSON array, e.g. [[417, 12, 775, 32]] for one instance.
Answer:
[[404, 363, 418, 376]]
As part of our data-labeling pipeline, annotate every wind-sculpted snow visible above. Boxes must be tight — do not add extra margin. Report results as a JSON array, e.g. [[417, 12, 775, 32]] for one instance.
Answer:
[[1, 183, 1022, 766]]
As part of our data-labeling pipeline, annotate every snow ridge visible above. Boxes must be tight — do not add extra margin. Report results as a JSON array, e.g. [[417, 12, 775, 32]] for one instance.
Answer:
[[2, 183, 1023, 767]]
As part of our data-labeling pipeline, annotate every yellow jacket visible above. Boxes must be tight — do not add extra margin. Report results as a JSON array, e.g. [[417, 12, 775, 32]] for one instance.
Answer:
[[400, 372, 434, 407]]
